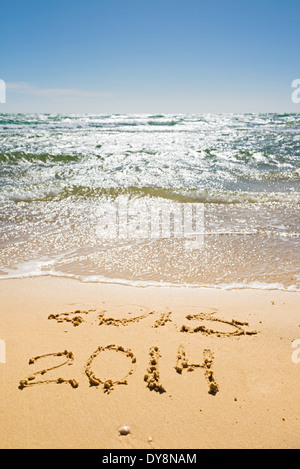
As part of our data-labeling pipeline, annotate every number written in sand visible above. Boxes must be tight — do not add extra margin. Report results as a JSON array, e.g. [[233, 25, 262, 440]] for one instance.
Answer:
[[19, 345, 219, 396], [175, 346, 219, 395], [48, 308, 258, 337], [180, 312, 257, 337], [85, 345, 137, 393], [19, 350, 79, 389], [144, 346, 166, 393], [21, 310, 258, 394]]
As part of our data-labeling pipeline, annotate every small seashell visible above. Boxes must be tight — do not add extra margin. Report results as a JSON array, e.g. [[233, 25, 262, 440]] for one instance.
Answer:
[[148, 436, 153, 443], [118, 425, 131, 435]]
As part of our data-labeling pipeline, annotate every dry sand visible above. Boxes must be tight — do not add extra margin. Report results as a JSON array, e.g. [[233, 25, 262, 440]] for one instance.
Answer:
[[0, 276, 299, 449]]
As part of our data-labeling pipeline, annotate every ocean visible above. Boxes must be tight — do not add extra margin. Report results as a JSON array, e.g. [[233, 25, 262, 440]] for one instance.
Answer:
[[0, 113, 299, 290]]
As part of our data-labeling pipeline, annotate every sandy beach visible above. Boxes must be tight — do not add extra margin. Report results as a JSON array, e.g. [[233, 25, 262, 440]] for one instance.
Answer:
[[2, 0, 300, 453], [0, 276, 299, 449]]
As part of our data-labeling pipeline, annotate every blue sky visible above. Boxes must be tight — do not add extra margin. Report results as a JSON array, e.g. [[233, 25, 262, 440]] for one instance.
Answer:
[[1, 0, 300, 113]]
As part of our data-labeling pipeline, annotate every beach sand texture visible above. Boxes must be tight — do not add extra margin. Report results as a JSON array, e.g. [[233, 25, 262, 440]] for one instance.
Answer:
[[0, 277, 299, 449]]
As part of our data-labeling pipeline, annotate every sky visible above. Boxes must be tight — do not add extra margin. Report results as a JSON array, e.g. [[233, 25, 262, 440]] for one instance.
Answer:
[[1, 0, 300, 113]]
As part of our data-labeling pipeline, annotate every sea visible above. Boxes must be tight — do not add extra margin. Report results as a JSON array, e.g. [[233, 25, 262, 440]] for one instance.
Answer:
[[0, 113, 299, 290]]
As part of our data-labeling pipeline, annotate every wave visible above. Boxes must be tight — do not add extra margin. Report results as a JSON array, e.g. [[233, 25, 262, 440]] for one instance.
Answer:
[[148, 120, 181, 126], [238, 169, 300, 183], [0, 267, 299, 292], [1, 113, 300, 205], [0, 151, 84, 164], [2, 185, 299, 204]]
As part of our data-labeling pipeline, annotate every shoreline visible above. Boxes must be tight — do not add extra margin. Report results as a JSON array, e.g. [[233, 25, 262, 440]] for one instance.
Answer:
[[0, 272, 299, 292], [0, 276, 299, 448]]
